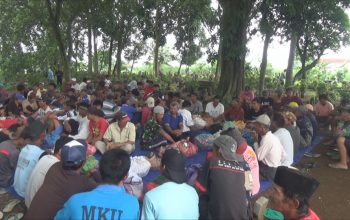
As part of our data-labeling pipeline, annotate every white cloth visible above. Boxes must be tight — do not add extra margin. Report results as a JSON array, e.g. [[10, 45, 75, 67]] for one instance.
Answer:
[[256, 131, 285, 168], [71, 83, 80, 92], [79, 82, 87, 91], [69, 115, 89, 140], [179, 109, 194, 132], [205, 102, 224, 118], [25, 155, 59, 208], [274, 128, 294, 166]]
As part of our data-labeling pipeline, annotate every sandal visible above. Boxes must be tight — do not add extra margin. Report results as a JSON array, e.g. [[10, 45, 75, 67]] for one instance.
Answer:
[[2, 199, 21, 213], [3, 213, 24, 220], [329, 163, 348, 170]]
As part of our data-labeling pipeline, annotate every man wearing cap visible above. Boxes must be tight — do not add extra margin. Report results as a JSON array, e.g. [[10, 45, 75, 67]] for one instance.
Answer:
[[13, 120, 47, 198], [55, 148, 139, 220], [252, 114, 285, 180], [25, 140, 97, 219], [25, 136, 73, 208], [96, 111, 136, 154], [270, 166, 320, 220], [196, 135, 252, 219], [142, 148, 199, 219], [222, 128, 260, 196], [142, 106, 175, 149], [0, 126, 26, 190]]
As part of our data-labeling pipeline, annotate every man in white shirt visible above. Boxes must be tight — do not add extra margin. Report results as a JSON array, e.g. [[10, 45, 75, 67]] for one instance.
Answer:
[[205, 96, 224, 120], [71, 78, 80, 92], [25, 136, 73, 208], [37, 98, 53, 119], [272, 112, 294, 166], [179, 100, 194, 134], [253, 114, 285, 180], [69, 103, 90, 140]]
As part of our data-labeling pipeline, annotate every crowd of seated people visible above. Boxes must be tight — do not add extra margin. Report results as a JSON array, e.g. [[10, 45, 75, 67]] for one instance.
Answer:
[[0, 78, 336, 219]]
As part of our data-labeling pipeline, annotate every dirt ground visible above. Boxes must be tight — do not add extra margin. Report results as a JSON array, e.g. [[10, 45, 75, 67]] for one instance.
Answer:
[[0, 134, 349, 219], [300, 141, 350, 220]]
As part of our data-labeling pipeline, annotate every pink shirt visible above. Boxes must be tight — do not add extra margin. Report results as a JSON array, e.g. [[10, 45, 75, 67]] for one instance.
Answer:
[[314, 101, 334, 117], [242, 146, 260, 195], [141, 106, 152, 126]]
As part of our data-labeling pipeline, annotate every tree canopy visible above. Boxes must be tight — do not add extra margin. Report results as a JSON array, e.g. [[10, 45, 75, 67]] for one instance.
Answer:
[[0, 0, 349, 98]]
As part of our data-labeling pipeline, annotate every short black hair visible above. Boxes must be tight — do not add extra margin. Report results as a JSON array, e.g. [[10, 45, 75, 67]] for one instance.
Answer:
[[252, 97, 262, 104], [182, 100, 191, 108], [273, 112, 285, 128], [65, 101, 76, 109], [213, 95, 220, 100], [283, 189, 309, 217], [54, 136, 73, 154], [93, 99, 103, 108], [99, 148, 130, 184], [48, 82, 57, 88], [17, 83, 25, 92], [78, 102, 90, 110], [319, 94, 328, 100]]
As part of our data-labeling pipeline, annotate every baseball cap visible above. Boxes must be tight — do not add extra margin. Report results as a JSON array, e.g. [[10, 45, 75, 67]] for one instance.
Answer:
[[221, 128, 248, 155], [146, 97, 155, 108], [254, 114, 271, 127], [274, 166, 319, 199], [214, 135, 243, 162], [61, 140, 87, 167], [114, 111, 130, 122], [153, 106, 164, 114], [71, 78, 77, 82], [288, 102, 299, 108], [161, 148, 187, 184]]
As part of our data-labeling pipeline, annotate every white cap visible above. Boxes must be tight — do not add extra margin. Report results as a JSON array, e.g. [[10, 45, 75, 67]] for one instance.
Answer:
[[254, 114, 271, 127], [146, 97, 155, 108], [71, 78, 77, 82]]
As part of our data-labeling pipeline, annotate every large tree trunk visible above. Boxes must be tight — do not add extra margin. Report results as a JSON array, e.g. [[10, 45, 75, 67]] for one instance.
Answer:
[[259, 33, 271, 95], [153, 8, 161, 75], [217, 0, 254, 103], [107, 38, 114, 75], [215, 37, 222, 81], [66, 18, 73, 79], [115, 47, 122, 78], [93, 28, 98, 74], [87, 24, 93, 76], [46, 0, 70, 82], [285, 32, 297, 88]]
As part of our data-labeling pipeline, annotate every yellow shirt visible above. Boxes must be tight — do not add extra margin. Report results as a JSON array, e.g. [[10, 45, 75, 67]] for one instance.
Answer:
[[103, 122, 136, 143]]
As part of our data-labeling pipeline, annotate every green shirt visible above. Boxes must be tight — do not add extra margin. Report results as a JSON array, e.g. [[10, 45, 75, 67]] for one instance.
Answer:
[[142, 119, 162, 143]]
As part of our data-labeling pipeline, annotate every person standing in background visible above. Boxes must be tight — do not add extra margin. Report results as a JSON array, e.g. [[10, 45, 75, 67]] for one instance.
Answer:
[[48, 68, 54, 83]]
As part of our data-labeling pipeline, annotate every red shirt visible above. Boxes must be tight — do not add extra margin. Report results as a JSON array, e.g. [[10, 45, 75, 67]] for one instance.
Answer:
[[299, 209, 320, 220], [144, 86, 155, 98], [141, 106, 152, 126], [88, 118, 109, 139], [224, 106, 245, 121]]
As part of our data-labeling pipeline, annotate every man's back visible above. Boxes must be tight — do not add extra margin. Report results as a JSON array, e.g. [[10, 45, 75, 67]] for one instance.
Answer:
[[0, 140, 19, 188], [25, 155, 59, 208], [25, 162, 96, 219], [196, 157, 250, 220], [55, 185, 139, 220], [142, 182, 198, 220], [13, 144, 44, 197]]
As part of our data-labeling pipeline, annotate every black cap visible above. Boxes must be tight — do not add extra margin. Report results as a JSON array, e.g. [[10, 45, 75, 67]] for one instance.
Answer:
[[274, 166, 319, 199], [114, 111, 129, 121], [161, 149, 187, 184]]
